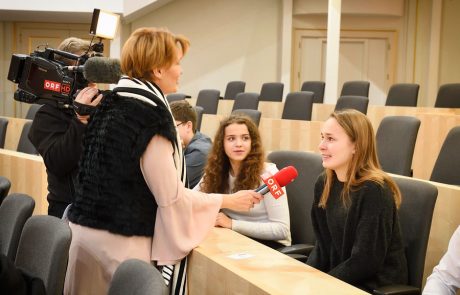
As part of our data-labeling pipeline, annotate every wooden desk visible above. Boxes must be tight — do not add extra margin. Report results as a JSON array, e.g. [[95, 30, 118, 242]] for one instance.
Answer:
[[188, 228, 367, 294]]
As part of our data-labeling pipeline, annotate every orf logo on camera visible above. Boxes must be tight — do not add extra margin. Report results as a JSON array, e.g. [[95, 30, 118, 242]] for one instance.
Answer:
[[43, 80, 61, 92]]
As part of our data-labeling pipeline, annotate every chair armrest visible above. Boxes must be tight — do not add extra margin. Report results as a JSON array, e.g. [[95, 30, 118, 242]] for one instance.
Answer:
[[277, 243, 314, 256], [373, 284, 420, 295], [185, 95, 192, 98]]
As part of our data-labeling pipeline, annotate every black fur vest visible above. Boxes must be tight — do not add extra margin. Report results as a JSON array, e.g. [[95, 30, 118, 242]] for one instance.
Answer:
[[68, 91, 177, 236]]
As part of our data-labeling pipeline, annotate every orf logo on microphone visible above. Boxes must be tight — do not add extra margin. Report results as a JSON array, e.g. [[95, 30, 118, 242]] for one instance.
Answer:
[[44, 80, 61, 93], [262, 175, 284, 199]]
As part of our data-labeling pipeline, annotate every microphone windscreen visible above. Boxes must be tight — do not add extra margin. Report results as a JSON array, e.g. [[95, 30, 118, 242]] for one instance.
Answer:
[[274, 166, 298, 187], [83, 57, 121, 84]]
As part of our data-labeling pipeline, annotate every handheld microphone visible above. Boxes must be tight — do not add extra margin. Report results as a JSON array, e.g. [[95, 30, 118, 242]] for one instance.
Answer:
[[65, 57, 121, 84], [255, 166, 298, 198]]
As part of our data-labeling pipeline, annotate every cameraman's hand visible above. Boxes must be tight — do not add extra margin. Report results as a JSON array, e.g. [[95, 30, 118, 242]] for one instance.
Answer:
[[221, 190, 263, 212], [74, 86, 102, 124]]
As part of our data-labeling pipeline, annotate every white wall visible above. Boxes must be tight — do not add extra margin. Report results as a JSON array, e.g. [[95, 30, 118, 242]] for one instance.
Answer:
[[0, 0, 122, 13], [131, 0, 283, 97]]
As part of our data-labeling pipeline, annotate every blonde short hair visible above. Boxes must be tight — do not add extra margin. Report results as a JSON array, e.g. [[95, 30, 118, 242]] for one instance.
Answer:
[[56, 37, 91, 65]]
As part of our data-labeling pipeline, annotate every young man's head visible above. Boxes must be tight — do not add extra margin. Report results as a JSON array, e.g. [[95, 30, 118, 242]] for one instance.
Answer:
[[170, 100, 197, 147]]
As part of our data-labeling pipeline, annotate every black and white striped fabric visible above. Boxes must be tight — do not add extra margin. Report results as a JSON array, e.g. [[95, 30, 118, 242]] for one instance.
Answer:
[[114, 77, 188, 295]]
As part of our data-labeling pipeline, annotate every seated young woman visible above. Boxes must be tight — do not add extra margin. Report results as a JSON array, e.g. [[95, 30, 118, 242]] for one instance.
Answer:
[[307, 109, 408, 292], [195, 115, 291, 248]]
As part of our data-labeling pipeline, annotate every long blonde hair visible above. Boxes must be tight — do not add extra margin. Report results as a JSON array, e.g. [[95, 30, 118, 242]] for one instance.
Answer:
[[319, 109, 401, 208]]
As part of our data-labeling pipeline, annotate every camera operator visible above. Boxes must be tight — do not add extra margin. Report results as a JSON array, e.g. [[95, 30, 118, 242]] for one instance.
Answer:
[[28, 37, 102, 218]]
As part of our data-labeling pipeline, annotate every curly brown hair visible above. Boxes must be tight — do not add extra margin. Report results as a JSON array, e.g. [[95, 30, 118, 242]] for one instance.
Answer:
[[200, 115, 265, 193]]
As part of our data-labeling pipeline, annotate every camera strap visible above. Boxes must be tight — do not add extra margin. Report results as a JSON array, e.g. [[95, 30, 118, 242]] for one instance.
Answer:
[[73, 101, 97, 116]]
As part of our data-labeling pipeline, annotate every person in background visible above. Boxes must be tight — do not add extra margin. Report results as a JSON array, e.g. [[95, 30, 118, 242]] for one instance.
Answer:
[[63, 27, 262, 295], [423, 225, 460, 295], [170, 99, 212, 188], [28, 37, 102, 218], [196, 114, 291, 248], [307, 109, 407, 292]]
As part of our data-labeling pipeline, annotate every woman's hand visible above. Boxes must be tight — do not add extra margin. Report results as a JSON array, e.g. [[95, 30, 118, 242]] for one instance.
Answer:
[[221, 190, 263, 212], [215, 212, 232, 228]]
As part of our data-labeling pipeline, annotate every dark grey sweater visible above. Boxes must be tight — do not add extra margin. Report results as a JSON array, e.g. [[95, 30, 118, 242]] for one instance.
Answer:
[[307, 174, 408, 291]]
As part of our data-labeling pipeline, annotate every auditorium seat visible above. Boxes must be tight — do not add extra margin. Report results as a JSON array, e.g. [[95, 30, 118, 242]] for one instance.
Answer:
[[385, 83, 419, 107], [108, 259, 168, 295], [0, 194, 35, 261], [373, 177, 437, 295], [0, 117, 8, 148], [25, 104, 43, 120], [340, 80, 370, 97], [430, 126, 460, 185], [194, 106, 204, 131], [17, 121, 38, 155], [434, 83, 460, 108], [267, 151, 323, 261], [196, 89, 220, 114], [376, 116, 421, 176], [232, 109, 262, 126], [259, 82, 284, 102], [166, 93, 188, 103], [0, 176, 11, 205], [334, 95, 369, 114], [222, 81, 246, 100], [281, 91, 314, 121], [15, 215, 71, 295], [300, 81, 325, 103], [231, 92, 259, 112]]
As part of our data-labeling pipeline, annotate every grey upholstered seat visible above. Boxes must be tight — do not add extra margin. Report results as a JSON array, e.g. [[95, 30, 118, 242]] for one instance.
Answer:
[[193, 106, 204, 131], [385, 83, 419, 107], [267, 150, 323, 261], [232, 92, 259, 112], [434, 83, 460, 108], [430, 126, 460, 185], [334, 95, 369, 114], [259, 82, 284, 102], [195, 89, 220, 114], [17, 121, 38, 155], [223, 81, 246, 100], [340, 80, 370, 97], [373, 177, 438, 295], [25, 104, 43, 120], [281, 91, 314, 121], [0, 194, 35, 261], [0, 176, 11, 205], [300, 81, 325, 104], [108, 259, 168, 295], [166, 93, 188, 103], [15, 215, 71, 295], [0, 117, 8, 149], [232, 109, 262, 126], [376, 116, 421, 176]]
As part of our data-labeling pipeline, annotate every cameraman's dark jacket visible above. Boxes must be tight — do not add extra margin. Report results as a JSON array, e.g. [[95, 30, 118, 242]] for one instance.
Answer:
[[28, 105, 86, 206]]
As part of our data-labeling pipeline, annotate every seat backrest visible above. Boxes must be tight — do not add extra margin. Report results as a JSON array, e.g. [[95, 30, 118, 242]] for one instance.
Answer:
[[385, 83, 420, 107], [281, 91, 314, 121], [166, 93, 187, 103], [224, 81, 246, 100], [231, 109, 262, 126], [25, 104, 43, 120], [300, 81, 325, 104], [267, 151, 323, 245], [259, 82, 284, 102], [108, 259, 168, 295], [196, 89, 220, 114], [0, 176, 12, 205], [15, 215, 71, 295], [194, 106, 204, 131], [334, 95, 369, 114], [17, 121, 38, 155], [434, 83, 460, 108], [392, 177, 438, 289], [0, 194, 35, 261], [376, 116, 421, 176], [232, 92, 259, 112], [430, 126, 460, 185], [0, 117, 8, 149], [340, 81, 370, 97]]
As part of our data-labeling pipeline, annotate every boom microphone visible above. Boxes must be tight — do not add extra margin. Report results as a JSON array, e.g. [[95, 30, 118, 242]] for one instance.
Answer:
[[66, 57, 121, 84], [255, 166, 298, 196]]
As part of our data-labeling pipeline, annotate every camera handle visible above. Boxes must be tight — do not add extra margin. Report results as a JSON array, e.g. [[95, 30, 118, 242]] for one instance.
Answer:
[[73, 101, 97, 116]]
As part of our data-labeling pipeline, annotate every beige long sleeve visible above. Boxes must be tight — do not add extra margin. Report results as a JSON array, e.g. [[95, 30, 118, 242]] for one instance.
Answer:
[[140, 135, 223, 265]]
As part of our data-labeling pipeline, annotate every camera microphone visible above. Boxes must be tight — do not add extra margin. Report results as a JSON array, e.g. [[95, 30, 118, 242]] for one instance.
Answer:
[[66, 57, 121, 84]]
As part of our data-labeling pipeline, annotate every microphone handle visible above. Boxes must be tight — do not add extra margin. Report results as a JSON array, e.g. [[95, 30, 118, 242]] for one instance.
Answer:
[[255, 185, 270, 195]]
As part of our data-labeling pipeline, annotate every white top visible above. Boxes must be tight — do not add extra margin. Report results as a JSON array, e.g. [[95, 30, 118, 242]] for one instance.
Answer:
[[195, 163, 291, 246], [423, 226, 460, 295]]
